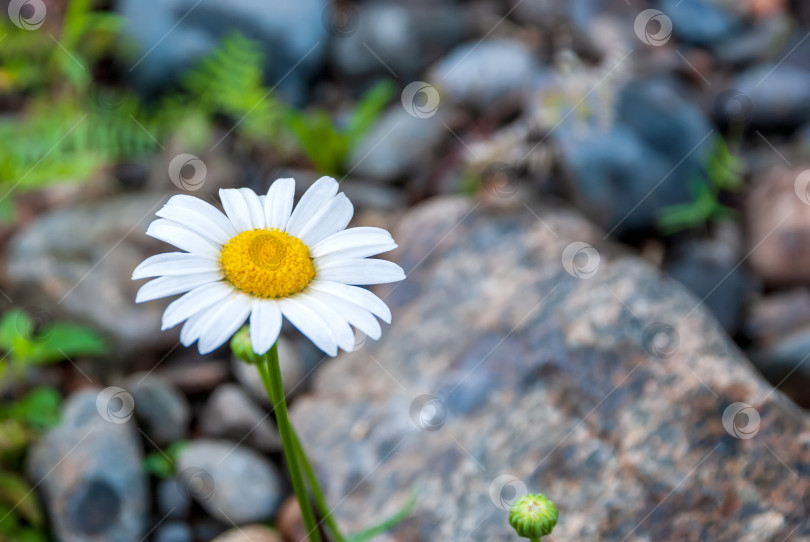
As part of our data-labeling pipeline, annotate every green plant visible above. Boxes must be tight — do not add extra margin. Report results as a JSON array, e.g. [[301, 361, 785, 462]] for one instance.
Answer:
[[0, 308, 107, 382], [0, 386, 61, 542], [0, 309, 107, 541], [182, 32, 283, 145], [0, 0, 122, 94], [142, 441, 187, 479], [657, 139, 745, 234], [285, 80, 395, 175]]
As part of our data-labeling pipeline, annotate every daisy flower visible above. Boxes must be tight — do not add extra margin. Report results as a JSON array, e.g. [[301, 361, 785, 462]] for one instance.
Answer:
[[132, 176, 404, 356]]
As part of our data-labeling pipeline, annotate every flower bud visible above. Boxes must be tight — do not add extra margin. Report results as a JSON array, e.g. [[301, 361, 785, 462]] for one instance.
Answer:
[[230, 326, 261, 364], [509, 493, 558, 539]]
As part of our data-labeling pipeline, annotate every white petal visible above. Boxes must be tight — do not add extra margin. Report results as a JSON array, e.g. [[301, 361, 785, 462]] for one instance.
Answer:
[[264, 178, 295, 230], [220, 189, 254, 232], [180, 308, 209, 347], [161, 281, 234, 330], [294, 293, 355, 352], [157, 201, 234, 245], [195, 294, 253, 354], [311, 227, 397, 263], [239, 187, 266, 229], [132, 252, 220, 279], [308, 280, 392, 323], [306, 288, 381, 340], [316, 258, 405, 285], [250, 299, 282, 355], [162, 195, 237, 237], [277, 297, 338, 356], [297, 193, 354, 246], [285, 176, 338, 236], [135, 272, 221, 303], [146, 219, 220, 256]]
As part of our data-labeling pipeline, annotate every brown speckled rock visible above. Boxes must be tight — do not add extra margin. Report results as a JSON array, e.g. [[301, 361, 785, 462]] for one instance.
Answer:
[[747, 165, 810, 286], [292, 196, 810, 541]]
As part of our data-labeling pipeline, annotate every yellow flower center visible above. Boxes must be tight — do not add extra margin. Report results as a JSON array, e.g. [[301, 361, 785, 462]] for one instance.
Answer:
[[219, 228, 315, 298]]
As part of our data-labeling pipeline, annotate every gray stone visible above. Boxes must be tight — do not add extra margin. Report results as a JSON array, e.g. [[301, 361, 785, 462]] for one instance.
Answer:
[[347, 106, 447, 182], [292, 197, 810, 540], [6, 194, 176, 354], [730, 63, 810, 129], [665, 228, 756, 335], [330, 2, 465, 81], [27, 389, 147, 542], [116, 0, 327, 103], [176, 440, 282, 524], [750, 328, 810, 409], [660, 0, 741, 47], [127, 372, 191, 446], [199, 384, 281, 452], [429, 39, 541, 108], [157, 477, 192, 519], [558, 77, 716, 235], [746, 164, 810, 286], [154, 521, 193, 542], [231, 337, 307, 407], [712, 14, 792, 66]]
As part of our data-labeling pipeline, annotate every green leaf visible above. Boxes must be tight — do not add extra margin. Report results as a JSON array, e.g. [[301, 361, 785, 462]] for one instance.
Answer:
[[28, 323, 108, 365], [0, 471, 43, 527], [143, 441, 187, 479], [13, 387, 61, 431], [345, 80, 395, 145], [347, 493, 416, 542]]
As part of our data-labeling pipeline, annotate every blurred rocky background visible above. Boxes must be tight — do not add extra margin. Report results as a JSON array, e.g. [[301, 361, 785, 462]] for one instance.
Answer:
[[1, 0, 810, 540]]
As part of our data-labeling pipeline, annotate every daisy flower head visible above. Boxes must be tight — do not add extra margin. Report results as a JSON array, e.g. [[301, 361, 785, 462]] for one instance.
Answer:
[[133, 176, 405, 356]]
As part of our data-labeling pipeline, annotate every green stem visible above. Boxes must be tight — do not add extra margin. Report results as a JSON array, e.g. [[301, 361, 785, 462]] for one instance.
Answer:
[[290, 426, 346, 542], [257, 344, 323, 542]]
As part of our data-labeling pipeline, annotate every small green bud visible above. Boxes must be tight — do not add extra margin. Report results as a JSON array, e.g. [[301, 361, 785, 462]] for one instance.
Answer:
[[509, 493, 558, 540], [230, 326, 261, 364]]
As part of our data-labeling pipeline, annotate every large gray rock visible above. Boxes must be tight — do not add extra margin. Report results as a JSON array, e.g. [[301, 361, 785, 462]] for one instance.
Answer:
[[292, 197, 810, 541], [429, 39, 541, 108], [330, 2, 465, 81], [199, 383, 281, 451], [176, 440, 282, 524], [127, 372, 191, 446], [27, 389, 147, 542], [6, 194, 176, 354]]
